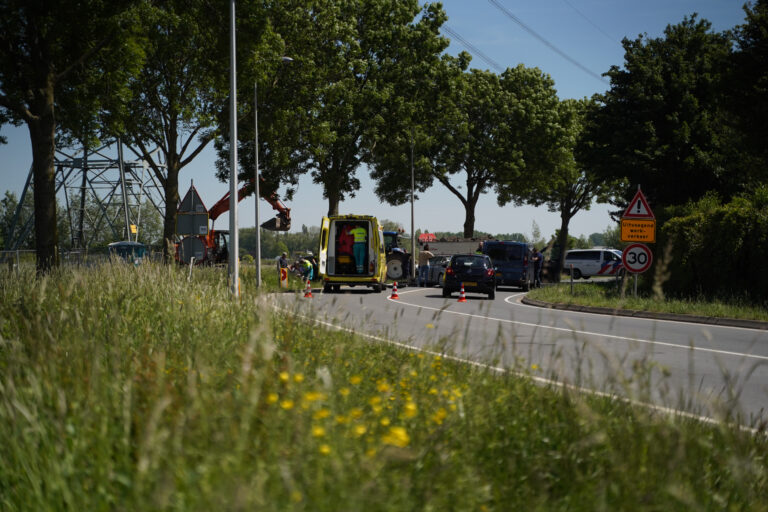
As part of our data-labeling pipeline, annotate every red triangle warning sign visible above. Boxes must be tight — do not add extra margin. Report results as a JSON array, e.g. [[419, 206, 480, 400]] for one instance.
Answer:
[[623, 189, 654, 219], [178, 184, 208, 214]]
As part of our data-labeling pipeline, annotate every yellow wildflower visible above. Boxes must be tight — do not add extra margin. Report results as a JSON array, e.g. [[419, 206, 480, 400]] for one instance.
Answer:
[[350, 375, 363, 385], [279, 371, 290, 383], [319, 444, 331, 455], [403, 401, 417, 418], [382, 426, 410, 448], [280, 399, 294, 410], [312, 426, 326, 437], [303, 391, 326, 402], [432, 407, 447, 425], [376, 380, 391, 393], [380, 417, 391, 427], [339, 387, 350, 397], [353, 425, 367, 437], [313, 408, 331, 420], [293, 373, 304, 383], [349, 408, 364, 419]]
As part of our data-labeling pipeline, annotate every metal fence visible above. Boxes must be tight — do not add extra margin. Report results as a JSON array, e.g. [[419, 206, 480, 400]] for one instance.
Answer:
[[0, 249, 164, 274]]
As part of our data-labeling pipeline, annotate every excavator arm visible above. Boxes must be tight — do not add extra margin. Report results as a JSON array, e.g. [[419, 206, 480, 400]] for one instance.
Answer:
[[208, 177, 291, 231]]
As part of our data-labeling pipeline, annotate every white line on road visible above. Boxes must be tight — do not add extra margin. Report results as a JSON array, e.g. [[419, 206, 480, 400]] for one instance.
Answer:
[[386, 292, 768, 361]]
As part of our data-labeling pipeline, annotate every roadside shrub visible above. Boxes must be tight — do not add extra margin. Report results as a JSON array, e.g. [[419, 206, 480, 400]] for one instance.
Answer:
[[660, 188, 768, 301]]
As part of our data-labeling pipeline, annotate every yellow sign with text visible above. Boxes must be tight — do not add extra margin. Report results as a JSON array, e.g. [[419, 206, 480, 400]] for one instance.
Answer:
[[621, 219, 656, 243]]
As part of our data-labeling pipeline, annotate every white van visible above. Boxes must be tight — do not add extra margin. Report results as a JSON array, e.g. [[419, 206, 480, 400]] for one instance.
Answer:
[[563, 249, 624, 279]]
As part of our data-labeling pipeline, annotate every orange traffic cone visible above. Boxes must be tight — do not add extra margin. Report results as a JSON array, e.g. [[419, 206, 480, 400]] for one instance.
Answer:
[[390, 281, 399, 299], [304, 278, 313, 298], [457, 283, 467, 302]]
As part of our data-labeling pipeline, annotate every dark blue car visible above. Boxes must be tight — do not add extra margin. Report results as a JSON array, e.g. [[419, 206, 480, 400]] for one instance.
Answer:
[[483, 241, 534, 291], [442, 253, 496, 299]]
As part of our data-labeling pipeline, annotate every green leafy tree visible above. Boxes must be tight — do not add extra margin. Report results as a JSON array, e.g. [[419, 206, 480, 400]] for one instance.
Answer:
[[588, 232, 605, 247], [579, 16, 735, 214], [229, 0, 448, 217], [601, 224, 622, 250], [501, 98, 608, 280], [115, 0, 243, 260], [1, 191, 34, 249], [731, 0, 768, 185], [395, 63, 560, 238], [373, 64, 560, 238], [0, 0, 146, 272]]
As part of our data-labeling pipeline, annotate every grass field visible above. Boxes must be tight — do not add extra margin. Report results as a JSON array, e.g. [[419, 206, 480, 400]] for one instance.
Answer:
[[1, 262, 767, 510]]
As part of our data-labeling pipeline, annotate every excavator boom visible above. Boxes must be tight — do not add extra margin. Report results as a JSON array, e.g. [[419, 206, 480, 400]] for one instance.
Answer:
[[208, 177, 291, 231]]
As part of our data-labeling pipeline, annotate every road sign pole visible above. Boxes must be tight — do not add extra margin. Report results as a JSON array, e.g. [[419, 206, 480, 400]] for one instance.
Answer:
[[634, 273, 638, 298]]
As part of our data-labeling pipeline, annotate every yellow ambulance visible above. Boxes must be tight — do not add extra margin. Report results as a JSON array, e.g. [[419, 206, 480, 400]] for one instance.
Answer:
[[318, 215, 388, 293]]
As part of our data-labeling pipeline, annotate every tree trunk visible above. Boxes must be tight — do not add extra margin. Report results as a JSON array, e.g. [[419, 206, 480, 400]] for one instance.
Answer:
[[462, 198, 477, 238], [28, 85, 58, 273], [326, 187, 340, 217], [162, 165, 180, 262]]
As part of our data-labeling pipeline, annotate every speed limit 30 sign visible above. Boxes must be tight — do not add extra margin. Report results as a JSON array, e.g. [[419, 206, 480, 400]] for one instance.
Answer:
[[622, 243, 653, 273]]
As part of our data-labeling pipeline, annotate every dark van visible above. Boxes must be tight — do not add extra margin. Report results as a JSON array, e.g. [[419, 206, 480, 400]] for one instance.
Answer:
[[483, 241, 534, 291]]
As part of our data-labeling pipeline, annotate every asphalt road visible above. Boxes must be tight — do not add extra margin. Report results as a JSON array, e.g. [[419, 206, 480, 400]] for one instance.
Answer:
[[276, 284, 768, 426]]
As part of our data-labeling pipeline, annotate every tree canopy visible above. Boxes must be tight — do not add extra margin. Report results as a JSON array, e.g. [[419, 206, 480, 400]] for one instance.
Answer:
[[370, 61, 562, 238], [578, 16, 735, 214], [0, 0, 146, 271]]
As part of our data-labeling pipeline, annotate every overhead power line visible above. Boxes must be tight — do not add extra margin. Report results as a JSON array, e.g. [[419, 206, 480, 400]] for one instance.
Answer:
[[442, 25, 504, 73], [487, 0, 608, 84], [561, 0, 621, 46]]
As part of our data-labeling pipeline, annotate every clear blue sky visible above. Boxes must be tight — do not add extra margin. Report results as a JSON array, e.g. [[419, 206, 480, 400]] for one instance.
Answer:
[[0, 0, 749, 241]]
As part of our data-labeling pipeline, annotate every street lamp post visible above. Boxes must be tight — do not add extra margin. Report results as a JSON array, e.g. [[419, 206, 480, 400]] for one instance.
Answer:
[[254, 81, 261, 287], [254, 56, 292, 288], [410, 129, 416, 285], [228, 0, 239, 297]]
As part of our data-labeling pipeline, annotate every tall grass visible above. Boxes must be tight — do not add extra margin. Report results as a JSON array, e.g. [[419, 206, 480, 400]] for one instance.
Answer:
[[1, 262, 767, 510]]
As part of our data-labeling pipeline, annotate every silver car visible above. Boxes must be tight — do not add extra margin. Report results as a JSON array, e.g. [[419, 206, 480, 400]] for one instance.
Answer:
[[424, 255, 451, 286]]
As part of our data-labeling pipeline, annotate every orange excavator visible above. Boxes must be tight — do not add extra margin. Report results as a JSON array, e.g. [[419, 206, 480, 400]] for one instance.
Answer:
[[175, 178, 291, 265]]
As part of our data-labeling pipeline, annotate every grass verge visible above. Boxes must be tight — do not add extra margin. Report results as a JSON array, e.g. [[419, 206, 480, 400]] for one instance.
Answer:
[[1, 262, 767, 510], [529, 279, 768, 323]]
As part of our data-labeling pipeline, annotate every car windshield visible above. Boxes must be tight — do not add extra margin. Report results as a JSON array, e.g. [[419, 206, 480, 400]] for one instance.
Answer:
[[452, 256, 487, 268]]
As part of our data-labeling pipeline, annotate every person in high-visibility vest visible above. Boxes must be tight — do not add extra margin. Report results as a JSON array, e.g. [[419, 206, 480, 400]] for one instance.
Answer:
[[301, 257, 313, 280], [349, 225, 367, 273]]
